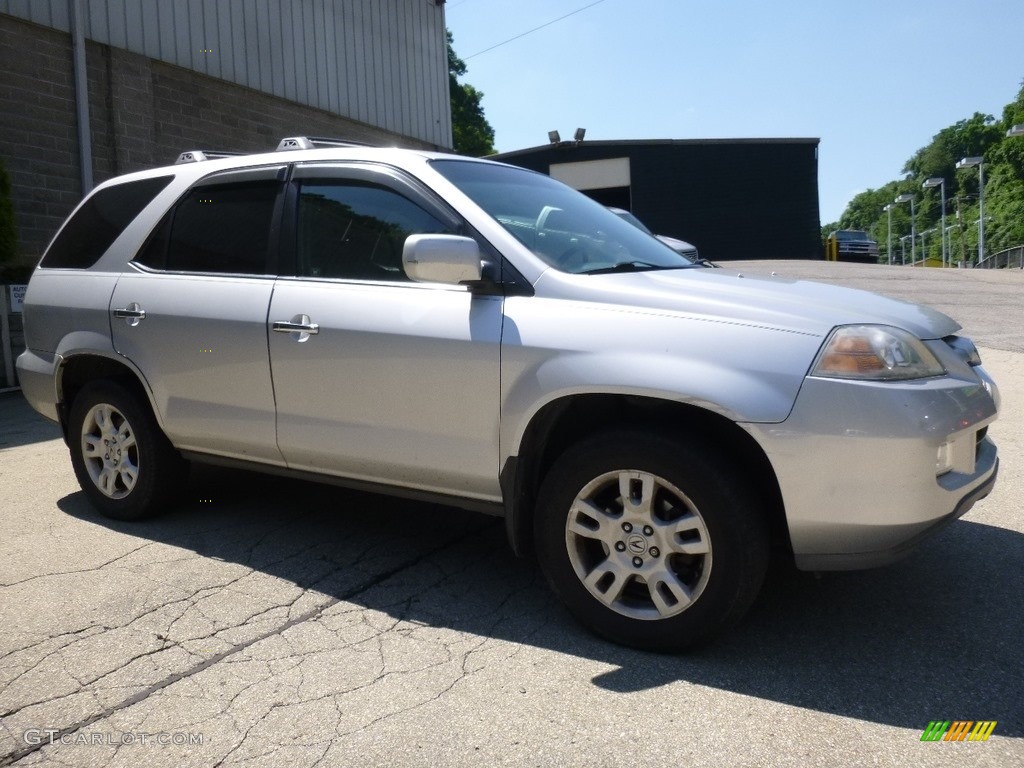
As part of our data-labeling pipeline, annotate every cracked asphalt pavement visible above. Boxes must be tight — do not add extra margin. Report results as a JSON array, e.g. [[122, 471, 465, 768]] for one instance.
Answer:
[[1, 262, 1022, 767]]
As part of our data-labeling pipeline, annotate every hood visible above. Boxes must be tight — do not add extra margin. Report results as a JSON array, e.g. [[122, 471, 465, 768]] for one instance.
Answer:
[[534, 267, 960, 340]]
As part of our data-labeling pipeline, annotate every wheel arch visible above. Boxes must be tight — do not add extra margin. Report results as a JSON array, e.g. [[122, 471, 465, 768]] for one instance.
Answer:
[[56, 353, 160, 442], [502, 393, 790, 559]]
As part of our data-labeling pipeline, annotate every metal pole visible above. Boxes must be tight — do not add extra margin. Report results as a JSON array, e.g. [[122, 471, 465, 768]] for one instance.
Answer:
[[939, 181, 947, 268], [0, 288, 13, 388], [69, 0, 93, 194], [886, 205, 892, 265], [910, 198, 916, 266], [977, 163, 985, 263]]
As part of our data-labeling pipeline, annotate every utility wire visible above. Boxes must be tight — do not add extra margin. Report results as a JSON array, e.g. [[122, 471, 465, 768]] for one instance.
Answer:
[[464, 0, 609, 59]]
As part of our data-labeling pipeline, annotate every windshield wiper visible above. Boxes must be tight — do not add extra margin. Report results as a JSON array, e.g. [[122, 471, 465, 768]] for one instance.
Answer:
[[581, 261, 688, 275]]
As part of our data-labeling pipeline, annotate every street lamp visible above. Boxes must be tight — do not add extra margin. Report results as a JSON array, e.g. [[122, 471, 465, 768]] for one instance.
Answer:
[[882, 203, 894, 265], [944, 224, 957, 266], [899, 234, 912, 265], [1008, 123, 1024, 137], [922, 178, 947, 267], [918, 228, 936, 266], [894, 193, 915, 265], [956, 157, 985, 263]]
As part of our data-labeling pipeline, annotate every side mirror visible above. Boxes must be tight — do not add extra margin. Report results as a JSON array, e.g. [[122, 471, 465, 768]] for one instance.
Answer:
[[402, 234, 483, 285]]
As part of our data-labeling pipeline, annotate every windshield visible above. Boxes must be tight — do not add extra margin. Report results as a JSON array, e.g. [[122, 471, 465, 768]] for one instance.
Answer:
[[432, 160, 696, 274], [608, 208, 653, 235], [835, 230, 870, 241]]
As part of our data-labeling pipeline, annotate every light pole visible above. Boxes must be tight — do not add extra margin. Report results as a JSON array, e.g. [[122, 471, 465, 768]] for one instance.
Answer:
[[918, 228, 936, 266], [944, 224, 957, 266], [922, 178, 947, 267], [894, 193, 915, 265], [882, 203, 894, 265], [899, 234, 912, 265], [956, 157, 985, 263]]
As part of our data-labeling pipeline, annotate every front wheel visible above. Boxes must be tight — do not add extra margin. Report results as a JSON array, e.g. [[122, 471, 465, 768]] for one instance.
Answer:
[[68, 380, 188, 520], [534, 431, 769, 652]]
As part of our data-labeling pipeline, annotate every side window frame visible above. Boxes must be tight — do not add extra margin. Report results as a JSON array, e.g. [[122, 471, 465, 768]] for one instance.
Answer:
[[280, 163, 466, 283], [133, 165, 288, 277]]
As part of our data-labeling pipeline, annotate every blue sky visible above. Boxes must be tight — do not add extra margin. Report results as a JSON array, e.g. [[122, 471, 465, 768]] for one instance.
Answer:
[[446, 0, 1024, 225]]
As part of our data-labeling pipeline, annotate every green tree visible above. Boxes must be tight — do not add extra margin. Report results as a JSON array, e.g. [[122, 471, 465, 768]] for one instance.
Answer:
[[448, 31, 496, 156], [983, 82, 1024, 252], [833, 79, 1024, 265], [902, 112, 1002, 188]]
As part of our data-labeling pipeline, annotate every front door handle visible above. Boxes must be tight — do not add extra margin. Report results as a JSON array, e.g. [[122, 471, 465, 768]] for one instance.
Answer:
[[272, 314, 319, 342], [113, 303, 146, 326]]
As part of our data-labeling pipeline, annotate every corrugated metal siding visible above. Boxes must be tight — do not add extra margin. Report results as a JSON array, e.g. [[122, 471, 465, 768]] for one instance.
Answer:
[[0, 0, 451, 147]]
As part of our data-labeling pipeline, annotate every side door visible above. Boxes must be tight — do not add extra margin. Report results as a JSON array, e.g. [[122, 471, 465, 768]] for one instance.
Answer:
[[268, 163, 503, 501], [110, 165, 286, 463]]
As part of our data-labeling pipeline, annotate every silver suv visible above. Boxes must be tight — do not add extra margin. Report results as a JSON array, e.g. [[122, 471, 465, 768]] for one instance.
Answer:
[[17, 138, 1000, 651]]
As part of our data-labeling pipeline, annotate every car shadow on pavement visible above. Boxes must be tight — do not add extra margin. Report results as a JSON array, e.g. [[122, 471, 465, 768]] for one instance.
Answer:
[[57, 462, 1023, 739], [0, 391, 63, 450]]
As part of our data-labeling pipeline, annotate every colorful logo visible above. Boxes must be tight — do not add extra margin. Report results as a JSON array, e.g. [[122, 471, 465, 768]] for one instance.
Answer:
[[921, 721, 997, 742]]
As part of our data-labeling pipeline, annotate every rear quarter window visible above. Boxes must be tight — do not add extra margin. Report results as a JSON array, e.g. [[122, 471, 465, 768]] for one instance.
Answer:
[[40, 176, 174, 269]]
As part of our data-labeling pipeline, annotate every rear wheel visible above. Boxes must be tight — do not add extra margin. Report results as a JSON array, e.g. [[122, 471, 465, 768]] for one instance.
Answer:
[[68, 380, 188, 520], [534, 431, 769, 651]]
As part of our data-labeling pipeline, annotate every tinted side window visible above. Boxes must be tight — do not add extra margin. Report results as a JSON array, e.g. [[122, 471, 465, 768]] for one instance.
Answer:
[[162, 181, 280, 274], [296, 180, 451, 281], [41, 176, 173, 269]]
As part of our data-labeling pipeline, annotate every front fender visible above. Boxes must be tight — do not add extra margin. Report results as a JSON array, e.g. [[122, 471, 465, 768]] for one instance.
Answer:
[[498, 298, 825, 460]]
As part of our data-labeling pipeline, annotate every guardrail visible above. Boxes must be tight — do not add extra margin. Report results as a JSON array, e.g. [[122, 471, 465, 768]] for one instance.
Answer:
[[975, 245, 1024, 269]]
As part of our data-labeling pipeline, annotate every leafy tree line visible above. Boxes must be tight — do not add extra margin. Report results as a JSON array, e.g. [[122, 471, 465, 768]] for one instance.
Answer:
[[823, 80, 1024, 265], [448, 31, 496, 157]]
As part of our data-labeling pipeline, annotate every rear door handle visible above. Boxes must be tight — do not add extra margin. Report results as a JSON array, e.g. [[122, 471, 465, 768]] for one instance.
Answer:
[[272, 321, 320, 334], [113, 303, 146, 326], [272, 314, 319, 341]]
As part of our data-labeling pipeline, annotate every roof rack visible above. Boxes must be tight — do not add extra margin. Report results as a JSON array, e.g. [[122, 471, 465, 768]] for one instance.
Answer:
[[174, 150, 245, 164], [275, 136, 377, 151]]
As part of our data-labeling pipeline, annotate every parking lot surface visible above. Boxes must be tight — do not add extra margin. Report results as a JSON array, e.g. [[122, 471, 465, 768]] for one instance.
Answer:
[[1, 262, 1021, 767]]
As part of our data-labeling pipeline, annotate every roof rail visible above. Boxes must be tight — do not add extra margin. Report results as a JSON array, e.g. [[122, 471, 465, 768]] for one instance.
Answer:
[[174, 150, 244, 165], [275, 136, 376, 152]]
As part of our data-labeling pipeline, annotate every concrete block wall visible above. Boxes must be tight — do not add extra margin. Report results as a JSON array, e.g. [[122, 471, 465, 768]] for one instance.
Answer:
[[0, 15, 82, 261], [0, 12, 435, 261]]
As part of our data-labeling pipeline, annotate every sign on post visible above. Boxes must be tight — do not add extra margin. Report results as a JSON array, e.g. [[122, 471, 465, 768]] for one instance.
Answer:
[[9, 284, 26, 313]]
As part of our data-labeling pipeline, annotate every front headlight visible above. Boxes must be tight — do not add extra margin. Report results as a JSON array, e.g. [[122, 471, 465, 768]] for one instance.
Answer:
[[811, 325, 946, 381]]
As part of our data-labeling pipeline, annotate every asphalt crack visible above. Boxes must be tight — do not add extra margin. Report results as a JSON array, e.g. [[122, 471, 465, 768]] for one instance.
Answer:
[[0, 517, 495, 767]]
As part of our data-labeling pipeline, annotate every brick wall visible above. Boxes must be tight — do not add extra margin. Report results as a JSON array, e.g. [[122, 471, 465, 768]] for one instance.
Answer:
[[0, 12, 437, 261]]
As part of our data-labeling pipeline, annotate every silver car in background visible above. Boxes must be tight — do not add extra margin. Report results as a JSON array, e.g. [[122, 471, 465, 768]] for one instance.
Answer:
[[606, 205, 710, 264], [17, 139, 1000, 651]]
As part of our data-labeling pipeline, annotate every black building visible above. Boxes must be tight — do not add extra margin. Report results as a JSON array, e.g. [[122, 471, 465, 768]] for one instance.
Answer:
[[491, 138, 821, 262]]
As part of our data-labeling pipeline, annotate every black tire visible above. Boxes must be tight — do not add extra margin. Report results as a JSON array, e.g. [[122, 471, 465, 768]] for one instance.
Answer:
[[68, 379, 188, 521], [534, 430, 769, 652]]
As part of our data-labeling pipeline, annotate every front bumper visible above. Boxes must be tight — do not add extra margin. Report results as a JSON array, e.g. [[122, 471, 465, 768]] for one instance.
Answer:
[[747, 361, 1000, 571]]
